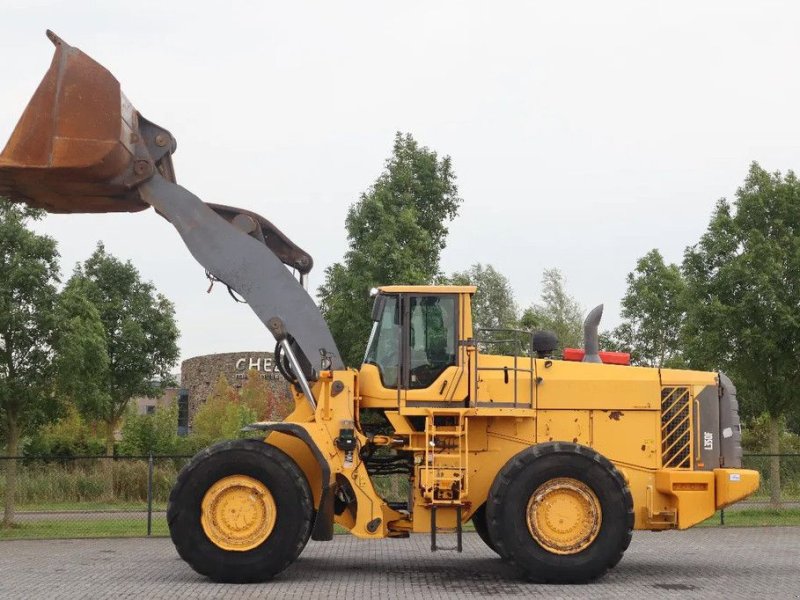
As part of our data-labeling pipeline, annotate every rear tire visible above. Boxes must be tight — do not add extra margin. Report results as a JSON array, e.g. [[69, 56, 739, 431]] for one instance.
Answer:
[[168, 439, 313, 583], [487, 442, 633, 583]]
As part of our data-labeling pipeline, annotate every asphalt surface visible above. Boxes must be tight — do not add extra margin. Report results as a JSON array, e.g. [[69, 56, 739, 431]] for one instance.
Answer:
[[0, 528, 798, 599]]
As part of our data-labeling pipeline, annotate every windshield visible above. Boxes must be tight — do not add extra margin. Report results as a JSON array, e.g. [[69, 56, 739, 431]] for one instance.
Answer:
[[364, 294, 400, 387]]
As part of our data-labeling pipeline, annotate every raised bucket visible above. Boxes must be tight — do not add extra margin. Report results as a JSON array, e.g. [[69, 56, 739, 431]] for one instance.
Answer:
[[0, 31, 152, 213]]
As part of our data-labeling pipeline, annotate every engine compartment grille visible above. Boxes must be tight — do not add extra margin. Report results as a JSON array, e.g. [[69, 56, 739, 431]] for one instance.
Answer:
[[661, 386, 692, 469]]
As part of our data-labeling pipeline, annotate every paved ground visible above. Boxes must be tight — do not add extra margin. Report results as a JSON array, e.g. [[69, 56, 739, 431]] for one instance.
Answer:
[[0, 528, 798, 599]]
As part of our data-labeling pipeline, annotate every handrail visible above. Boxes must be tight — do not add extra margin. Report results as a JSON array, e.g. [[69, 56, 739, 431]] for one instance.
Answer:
[[473, 328, 536, 408]]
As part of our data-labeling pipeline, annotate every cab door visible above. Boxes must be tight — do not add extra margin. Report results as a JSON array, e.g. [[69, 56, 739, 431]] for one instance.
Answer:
[[359, 293, 468, 408], [400, 293, 466, 407]]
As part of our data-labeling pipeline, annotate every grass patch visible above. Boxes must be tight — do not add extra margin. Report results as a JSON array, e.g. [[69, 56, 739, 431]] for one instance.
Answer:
[[0, 518, 169, 540], [699, 508, 800, 527]]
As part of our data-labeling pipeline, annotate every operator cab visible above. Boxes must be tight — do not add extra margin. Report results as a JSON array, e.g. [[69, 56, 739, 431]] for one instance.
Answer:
[[359, 286, 476, 408]]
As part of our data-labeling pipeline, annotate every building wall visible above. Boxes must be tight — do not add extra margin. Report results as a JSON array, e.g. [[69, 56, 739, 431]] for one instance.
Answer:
[[181, 351, 289, 419], [135, 387, 179, 415]]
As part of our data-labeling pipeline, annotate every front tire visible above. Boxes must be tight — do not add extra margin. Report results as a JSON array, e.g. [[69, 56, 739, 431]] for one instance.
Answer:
[[487, 442, 633, 583], [168, 439, 313, 583], [471, 503, 502, 557]]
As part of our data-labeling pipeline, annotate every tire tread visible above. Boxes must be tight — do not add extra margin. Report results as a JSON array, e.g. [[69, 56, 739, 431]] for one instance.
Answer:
[[487, 442, 634, 583]]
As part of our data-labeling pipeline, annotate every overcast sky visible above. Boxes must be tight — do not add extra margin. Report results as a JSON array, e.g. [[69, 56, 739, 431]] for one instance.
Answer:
[[2, 1, 799, 363]]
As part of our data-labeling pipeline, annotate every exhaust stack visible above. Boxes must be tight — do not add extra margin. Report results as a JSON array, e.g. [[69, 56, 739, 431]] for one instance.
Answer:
[[582, 304, 604, 363]]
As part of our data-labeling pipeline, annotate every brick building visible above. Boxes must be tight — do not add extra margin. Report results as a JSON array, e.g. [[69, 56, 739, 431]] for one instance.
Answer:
[[180, 351, 290, 420]]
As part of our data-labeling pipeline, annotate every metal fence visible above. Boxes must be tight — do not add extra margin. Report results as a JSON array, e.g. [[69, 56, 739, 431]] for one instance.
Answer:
[[0, 455, 192, 540], [0, 453, 798, 540]]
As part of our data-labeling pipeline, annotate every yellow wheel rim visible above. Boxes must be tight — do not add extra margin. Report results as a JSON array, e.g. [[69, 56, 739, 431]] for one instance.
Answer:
[[526, 477, 602, 555], [201, 475, 277, 552]]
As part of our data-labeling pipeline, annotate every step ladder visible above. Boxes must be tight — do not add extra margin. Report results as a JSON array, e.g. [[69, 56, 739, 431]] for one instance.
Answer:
[[423, 411, 468, 552]]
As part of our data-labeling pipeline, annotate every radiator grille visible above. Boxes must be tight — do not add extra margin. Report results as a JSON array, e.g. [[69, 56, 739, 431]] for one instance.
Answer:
[[661, 387, 691, 468]]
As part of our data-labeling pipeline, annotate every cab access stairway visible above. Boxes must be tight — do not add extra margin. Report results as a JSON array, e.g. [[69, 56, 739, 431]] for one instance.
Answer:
[[422, 411, 469, 552]]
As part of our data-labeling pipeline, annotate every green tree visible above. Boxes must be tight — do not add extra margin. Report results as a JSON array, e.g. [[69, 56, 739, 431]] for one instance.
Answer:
[[520, 268, 584, 351], [610, 250, 687, 367], [191, 375, 255, 445], [24, 405, 105, 458], [448, 263, 518, 331], [0, 202, 61, 525], [238, 369, 272, 420], [318, 133, 462, 366], [447, 263, 521, 353], [67, 243, 180, 455], [53, 279, 109, 418], [239, 369, 293, 421], [682, 162, 800, 505], [118, 402, 181, 456], [741, 414, 800, 454]]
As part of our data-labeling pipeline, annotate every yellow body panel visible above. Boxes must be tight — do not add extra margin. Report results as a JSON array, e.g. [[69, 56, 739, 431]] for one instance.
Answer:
[[271, 361, 758, 537], [660, 368, 717, 387], [537, 410, 592, 446], [592, 410, 660, 469], [537, 360, 661, 410]]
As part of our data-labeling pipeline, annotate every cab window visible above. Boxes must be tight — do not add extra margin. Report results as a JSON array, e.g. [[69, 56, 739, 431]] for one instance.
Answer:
[[407, 295, 457, 389]]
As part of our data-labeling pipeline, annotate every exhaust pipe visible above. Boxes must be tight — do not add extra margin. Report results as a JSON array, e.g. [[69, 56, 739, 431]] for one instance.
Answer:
[[582, 304, 604, 363]]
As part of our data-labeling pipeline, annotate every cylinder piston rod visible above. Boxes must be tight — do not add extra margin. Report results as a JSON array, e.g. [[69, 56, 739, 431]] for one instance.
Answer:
[[280, 339, 317, 410]]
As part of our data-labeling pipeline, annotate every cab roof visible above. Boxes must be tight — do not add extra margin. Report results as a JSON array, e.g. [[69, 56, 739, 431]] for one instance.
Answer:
[[377, 285, 477, 294]]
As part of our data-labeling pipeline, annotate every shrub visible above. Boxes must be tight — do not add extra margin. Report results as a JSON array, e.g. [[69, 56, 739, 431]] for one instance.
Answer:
[[24, 406, 105, 458], [191, 375, 256, 447], [118, 402, 181, 456]]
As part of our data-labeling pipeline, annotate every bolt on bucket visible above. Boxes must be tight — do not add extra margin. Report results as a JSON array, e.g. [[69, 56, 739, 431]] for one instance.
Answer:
[[0, 31, 173, 213]]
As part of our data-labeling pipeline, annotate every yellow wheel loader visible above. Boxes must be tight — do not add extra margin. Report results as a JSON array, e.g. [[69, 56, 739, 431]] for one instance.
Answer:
[[0, 33, 760, 584]]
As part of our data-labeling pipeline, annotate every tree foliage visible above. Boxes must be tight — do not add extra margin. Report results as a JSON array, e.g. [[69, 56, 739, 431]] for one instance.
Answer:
[[520, 268, 584, 350], [239, 369, 293, 421], [319, 133, 462, 366], [682, 162, 800, 504], [610, 250, 687, 367], [0, 201, 62, 525], [192, 375, 256, 445], [741, 414, 800, 454], [683, 163, 800, 421], [53, 279, 109, 416], [118, 402, 183, 456], [447, 263, 518, 331], [65, 243, 180, 454], [24, 405, 106, 458], [446, 263, 522, 354]]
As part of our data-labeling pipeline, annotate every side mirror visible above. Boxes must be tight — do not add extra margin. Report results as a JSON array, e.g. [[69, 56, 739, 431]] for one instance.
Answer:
[[371, 294, 387, 322]]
